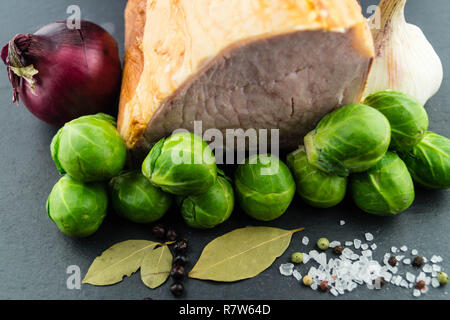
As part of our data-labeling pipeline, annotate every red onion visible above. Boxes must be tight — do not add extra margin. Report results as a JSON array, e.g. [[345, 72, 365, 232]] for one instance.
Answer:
[[1, 21, 122, 126]]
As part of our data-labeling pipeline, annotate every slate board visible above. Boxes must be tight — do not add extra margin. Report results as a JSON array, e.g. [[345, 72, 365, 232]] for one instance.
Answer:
[[0, 0, 448, 300]]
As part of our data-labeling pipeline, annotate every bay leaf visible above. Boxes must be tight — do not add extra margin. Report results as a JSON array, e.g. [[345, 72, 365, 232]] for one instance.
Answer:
[[189, 226, 304, 282], [82, 240, 158, 286], [141, 245, 173, 289]]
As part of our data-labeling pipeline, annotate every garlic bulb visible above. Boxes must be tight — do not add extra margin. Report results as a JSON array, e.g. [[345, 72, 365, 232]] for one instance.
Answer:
[[363, 0, 443, 106]]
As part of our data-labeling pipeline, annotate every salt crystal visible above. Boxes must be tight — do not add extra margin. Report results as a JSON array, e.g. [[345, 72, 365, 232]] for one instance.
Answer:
[[361, 243, 369, 250], [345, 241, 353, 246], [330, 287, 339, 296], [362, 250, 372, 257], [342, 248, 354, 259], [423, 264, 433, 273], [302, 253, 310, 264], [432, 278, 440, 288], [370, 243, 377, 250], [432, 265, 441, 272], [430, 255, 442, 263], [354, 239, 362, 249], [350, 254, 359, 260], [417, 272, 426, 282], [292, 269, 302, 281], [394, 276, 402, 286], [406, 272, 415, 283], [413, 289, 421, 297], [396, 255, 405, 261], [365, 233, 374, 241], [311, 283, 318, 290], [403, 258, 411, 265], [329, 241, 341, 248], [308, 266, 317, 278], [411, 249, 418, 255], [391, 246, 398, 253], [279, 263, 294, 276], [400, 245, 408, 252], [308, 250, 319, 259], [314, 252, 327, 267], [302, 236, 309, 245], [340, 220, 346, 226]]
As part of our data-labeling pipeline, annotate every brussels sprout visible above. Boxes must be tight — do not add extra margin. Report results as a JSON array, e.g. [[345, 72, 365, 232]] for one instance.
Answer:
[[46, 175, 108, 237], [142, 132, 217, 196], [364, 91, 429, 151], [398, 131, 450, 189], [350, 152, 415, 216], [234, 154, 296, 221], [287, 146, 347, 208], [177, 174, 234, 229], [51, 113, 126, 182], [304, 104, 391, 177], [109, 171, 173, 223]]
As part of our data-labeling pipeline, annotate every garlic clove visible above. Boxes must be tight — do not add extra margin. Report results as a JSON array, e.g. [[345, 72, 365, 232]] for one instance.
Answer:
[[363, 0, 443, 106]]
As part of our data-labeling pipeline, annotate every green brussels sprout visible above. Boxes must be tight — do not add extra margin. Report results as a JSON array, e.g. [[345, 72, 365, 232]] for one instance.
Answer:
[[177, 174, 234, 229], [364, 91, 429, 151], [234, 154, 296, 221], [51, 113, 126, 182], [350, 152, 415, 216], [398, 131, 450, 189], [142, 132, 217, 196], [304, 104, 391, 177], [287, 146, 347, 208], [109, 171, 173, 223], [46, 175, 108, 237]]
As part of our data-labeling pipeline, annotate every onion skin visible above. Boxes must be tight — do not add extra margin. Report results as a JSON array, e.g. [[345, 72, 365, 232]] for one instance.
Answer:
[[1, 21, 122, 126]]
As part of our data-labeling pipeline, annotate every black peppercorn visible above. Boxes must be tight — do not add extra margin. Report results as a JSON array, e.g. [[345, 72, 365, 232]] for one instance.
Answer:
[[388, 256, 398, 267], [166, 228, 178, 241], [174, 255, 190, 266], [412, 256, 425, 268], [170, 265, 186, 280], [333, 245, 344, 255], [152, 224, 166, 239], [170, 282, 184, 297], [173, 239, 188, 254]]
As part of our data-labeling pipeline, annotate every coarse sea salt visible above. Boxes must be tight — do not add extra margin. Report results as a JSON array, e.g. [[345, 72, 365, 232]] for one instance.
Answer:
[[293, 269, 302, 281], [279, 263, 294, 276], [400, 245, 408, 252], [365, 233, 374, 241], [411, 249, 418, 255], [329, 241, 341, 248], [361, 243, 369, 250], [340, 220, 346, 226], [302, 236, 309, 246]]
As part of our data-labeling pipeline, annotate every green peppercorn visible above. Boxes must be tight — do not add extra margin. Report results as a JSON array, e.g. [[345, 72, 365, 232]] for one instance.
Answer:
[[302, 275, 313, 286], [437, 272, 448, 286], [291, 252, 303, 264], [317, 238, 330, 251]]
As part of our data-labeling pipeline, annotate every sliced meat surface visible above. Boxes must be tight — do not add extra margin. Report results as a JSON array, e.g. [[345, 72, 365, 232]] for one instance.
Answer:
[[118, 0, 374, 160]]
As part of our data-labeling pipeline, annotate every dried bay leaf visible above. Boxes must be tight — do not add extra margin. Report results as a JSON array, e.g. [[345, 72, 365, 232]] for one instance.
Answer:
[[82, 240, 158, 286], [141, 245, 173, 289], [189, 226, 304, 282]]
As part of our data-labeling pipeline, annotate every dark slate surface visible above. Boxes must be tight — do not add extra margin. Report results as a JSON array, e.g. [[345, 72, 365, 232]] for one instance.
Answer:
[[0, 0, 448, 300]]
